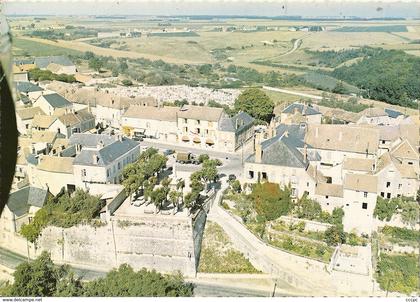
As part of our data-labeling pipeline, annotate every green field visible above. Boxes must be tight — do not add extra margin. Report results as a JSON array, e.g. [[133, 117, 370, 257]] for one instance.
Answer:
[[334, 25, 408, 32], [12, 38, 83, 57]]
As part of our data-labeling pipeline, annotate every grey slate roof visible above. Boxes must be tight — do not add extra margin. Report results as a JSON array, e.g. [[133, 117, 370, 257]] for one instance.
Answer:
[[282, 103, 320, 116], [246, 134, 309, 168], [14, 58, 34, 65], [219, 111, 254, 133], [69, 133, 117, 148], [26, 154, 39, 165], [385, 108, 403, 119], [74, 138, 139, 166], [43, 93, 72, 108], [34, 56, 74, 69], [7, 187, 49, 217], [16, 81, 44, 93]]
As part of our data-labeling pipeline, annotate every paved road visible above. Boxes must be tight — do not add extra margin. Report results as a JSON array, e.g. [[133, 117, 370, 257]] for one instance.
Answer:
[[193, 283, 271, 297], [263, 86, 323, 100], [207, 183, 334, 296]]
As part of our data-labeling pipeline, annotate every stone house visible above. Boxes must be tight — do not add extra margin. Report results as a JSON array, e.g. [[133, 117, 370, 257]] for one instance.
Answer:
[[218, 111, 255, 152], [15, 106, 45, 135], [49, 109, 95, 138], [33, 92, 72, 116], [279, 103, 322, 125], [342, 174, 378, 235], [0, 186, 50, 233], [120, 105, 179, 141], [177, 105, 225, 149], [71, 134, 140, 190], [34, 56, 77, 75], [243, 133, 316, 199]]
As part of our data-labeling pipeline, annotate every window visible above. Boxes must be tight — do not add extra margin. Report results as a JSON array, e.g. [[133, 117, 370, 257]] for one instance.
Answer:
[[364, 192, 368, 198], [408, 162, 413, 165], [326, 196, 329, 199], [197, 120, 200, 125], [262, 172, 267, 180], [387, 193, 391, 199], [107, 169, 110, 177], [398, 184, 402, 189], [362, 202, 368, 209], [25, 124, 29, 129], [380, 192, 384, 197], [386, 181, 391, 188], [206, 129, 209, 135], [184, 127, 188, 133], [184, 118, 188, 123], [81, 169, 87, 177], [381, 140, 385, 144], [146, 122, 150, 128], [197, 128, 201, 134], [397, 194, 401, 197], [346, 203, 349, 207], [118, 162, 121, 170], [326, 177, 332, 184], [307, 182, 309, 187], [248, 170, 254, 179], [326, 203, 329, 206]]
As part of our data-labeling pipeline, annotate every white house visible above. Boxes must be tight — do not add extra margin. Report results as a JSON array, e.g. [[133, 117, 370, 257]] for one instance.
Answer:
[[15, 106, 45, 135], [342, 174, 378, 235], [121, 105, 179, 141], [33, 93, 72, 116], [70, 134, 140, 191], [34, 56, 77, 75]]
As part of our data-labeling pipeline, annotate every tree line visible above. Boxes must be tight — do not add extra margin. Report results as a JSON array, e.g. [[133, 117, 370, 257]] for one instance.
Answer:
[[0, 252, 193, 297]]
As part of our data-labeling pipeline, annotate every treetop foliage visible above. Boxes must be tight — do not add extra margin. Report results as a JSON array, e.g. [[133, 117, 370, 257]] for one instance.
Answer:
[[0, 252, 192, 297]]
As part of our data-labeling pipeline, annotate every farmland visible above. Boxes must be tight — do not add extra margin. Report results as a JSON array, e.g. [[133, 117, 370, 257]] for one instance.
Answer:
[[9, 16, 420, 109]]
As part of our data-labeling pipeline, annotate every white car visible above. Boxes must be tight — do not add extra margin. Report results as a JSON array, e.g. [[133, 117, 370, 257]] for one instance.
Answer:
[[133, 196, 145, 207]]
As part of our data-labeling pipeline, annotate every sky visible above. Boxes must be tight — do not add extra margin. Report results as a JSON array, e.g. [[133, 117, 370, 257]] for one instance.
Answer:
[[3, 0, 420, 18]]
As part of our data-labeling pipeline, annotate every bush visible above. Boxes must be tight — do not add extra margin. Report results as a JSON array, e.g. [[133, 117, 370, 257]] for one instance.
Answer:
[[20, 190, 104, 243], [374, 197, 400, 221], [324, 225, 346, 246], [381, 226, 419, 244], [198, 154, 209, 163], [251, 182, 292, 221], [121, 79, 133, 86], [376, 254, 419, 294]]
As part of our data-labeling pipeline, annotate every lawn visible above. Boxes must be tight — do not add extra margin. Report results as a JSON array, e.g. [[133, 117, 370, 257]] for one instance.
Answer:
[[198, 221, 260, 273]]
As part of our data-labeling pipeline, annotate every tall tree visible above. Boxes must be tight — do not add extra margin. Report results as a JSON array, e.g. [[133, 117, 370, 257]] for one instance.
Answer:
[[234, 88, 274, 123]]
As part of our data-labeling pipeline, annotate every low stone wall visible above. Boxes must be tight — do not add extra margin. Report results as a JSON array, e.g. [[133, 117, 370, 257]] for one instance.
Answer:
[[374, 215, 419, 231], [279, 216, 333, 232]]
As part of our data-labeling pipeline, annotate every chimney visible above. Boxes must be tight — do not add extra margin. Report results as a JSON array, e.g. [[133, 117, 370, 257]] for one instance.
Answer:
[[31, 143, 36, 154], [97, 140, 104, 149], [303, 144, 308, 162], [284, 131, 289, 138], [93, 154, 99, 164], [315, 127, 319, 138], [255, 142, 262, 163]]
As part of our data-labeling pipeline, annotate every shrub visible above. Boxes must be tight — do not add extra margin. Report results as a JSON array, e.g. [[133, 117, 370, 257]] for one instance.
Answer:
[[376, 254, 419, 294], [251, 182, 292, 221], [324, 225, 346, 246]]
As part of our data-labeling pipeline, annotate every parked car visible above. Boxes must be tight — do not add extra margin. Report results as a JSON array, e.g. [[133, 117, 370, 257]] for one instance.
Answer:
[[228, 174, 236, 181], [132, 136, 144, 142], [163, 149, 175, 156], [132, 196, 145, 207]]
